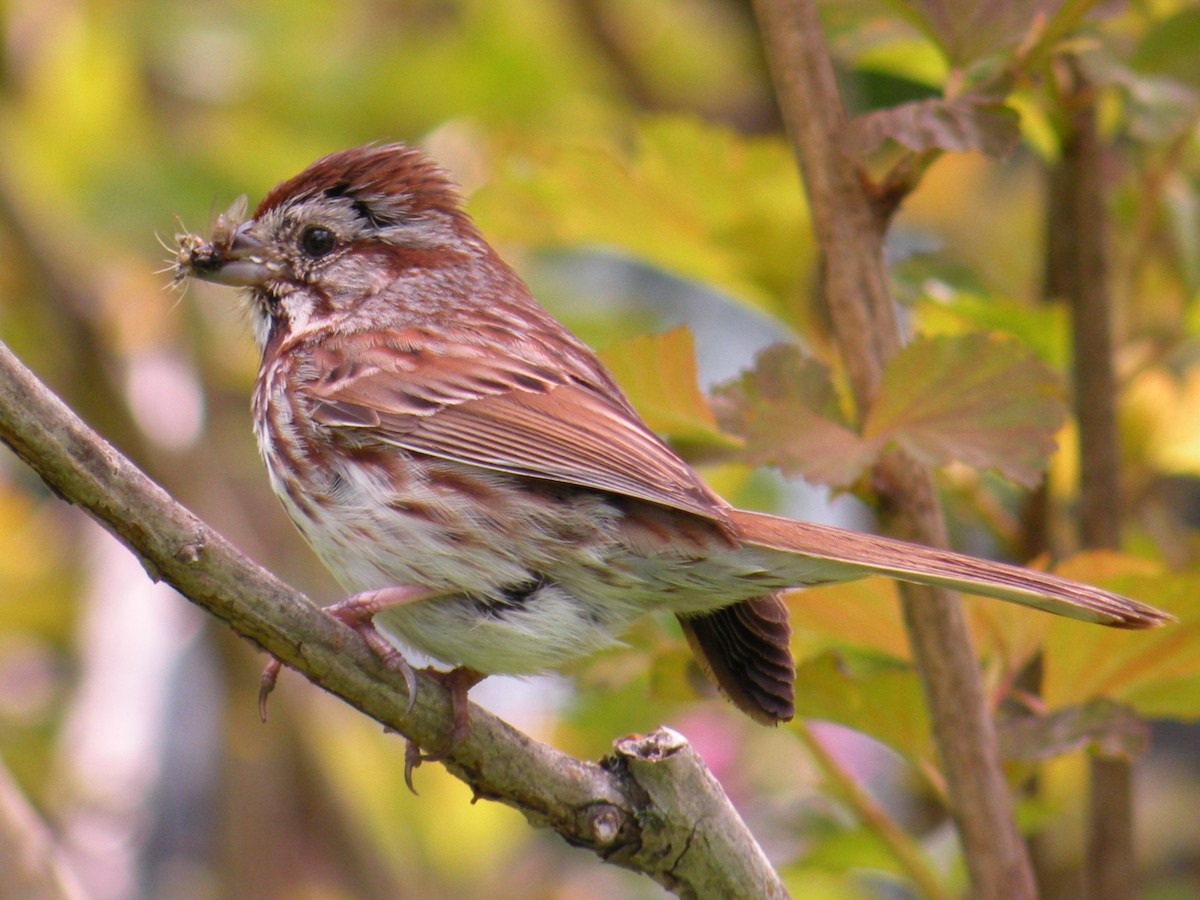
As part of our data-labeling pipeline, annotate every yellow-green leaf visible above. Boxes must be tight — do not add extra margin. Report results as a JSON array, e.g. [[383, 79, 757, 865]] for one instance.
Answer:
[[471, 118, 813, 325], [598, 326, 735, 448], [1042, 554, 1200, 720], [790, 652, 933, 768]]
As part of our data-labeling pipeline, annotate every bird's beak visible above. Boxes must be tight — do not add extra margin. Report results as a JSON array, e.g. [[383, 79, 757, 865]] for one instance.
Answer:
[[181, 222, 279, 288]]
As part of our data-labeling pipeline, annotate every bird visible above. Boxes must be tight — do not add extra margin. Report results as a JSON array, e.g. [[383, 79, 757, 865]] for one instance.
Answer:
[[173, 142, 1169, 742]]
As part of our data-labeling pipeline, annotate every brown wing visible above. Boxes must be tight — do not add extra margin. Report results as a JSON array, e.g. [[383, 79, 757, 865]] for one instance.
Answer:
[[303, 336, 731, 525]]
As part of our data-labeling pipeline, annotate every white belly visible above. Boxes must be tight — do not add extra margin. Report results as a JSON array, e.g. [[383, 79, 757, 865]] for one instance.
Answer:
[[258, 396, 778, 674]]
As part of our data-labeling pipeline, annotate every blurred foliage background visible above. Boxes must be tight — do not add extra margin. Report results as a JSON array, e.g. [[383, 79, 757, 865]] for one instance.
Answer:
[[3, 0, 1200, 897]]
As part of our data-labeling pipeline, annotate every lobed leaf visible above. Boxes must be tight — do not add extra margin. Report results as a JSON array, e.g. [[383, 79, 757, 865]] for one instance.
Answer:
[[883, 0, 1070, 66], [716, 335, 1064, 490], [471, 118, 814, 326], [846, 94, 1021, 159], [711, 344, 874, 488], [864, 333, 1066, 488], [997, 699, 1149, 764]]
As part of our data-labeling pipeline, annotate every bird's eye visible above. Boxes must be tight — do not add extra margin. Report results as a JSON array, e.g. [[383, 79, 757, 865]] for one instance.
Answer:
[[299, 226, 336, 258]]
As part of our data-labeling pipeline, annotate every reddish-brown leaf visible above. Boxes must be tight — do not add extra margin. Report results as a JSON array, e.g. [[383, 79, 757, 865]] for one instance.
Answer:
[[846, 94, 1020, 159], [887, 0, 1065, 66], [863, 333, 1065, 488], [712, 344, 875, 488]]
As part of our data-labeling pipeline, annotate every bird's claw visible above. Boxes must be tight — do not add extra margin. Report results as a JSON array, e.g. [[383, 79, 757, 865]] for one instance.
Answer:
[[400, 666, 483, 793], [258, 658, 282, 722]]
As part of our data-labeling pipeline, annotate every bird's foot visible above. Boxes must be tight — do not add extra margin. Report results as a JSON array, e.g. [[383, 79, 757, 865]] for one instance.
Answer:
[[258, 585, 437, 721], [403, 666, 484, 792]]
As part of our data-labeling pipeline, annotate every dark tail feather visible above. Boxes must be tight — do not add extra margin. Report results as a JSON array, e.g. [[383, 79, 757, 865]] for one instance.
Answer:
[[678, 594, 795, 724]]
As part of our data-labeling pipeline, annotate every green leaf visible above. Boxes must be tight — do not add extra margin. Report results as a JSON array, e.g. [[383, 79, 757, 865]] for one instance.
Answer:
[[711, 344, 874, 488], [802, 825, 911, 880], [1042, 555, 1200, 720], [910, 289, 1070, 369], [597, 326, 735, 447], [846, 36, 949, 93], [864, 333, 1066, 488], [1130, 7, 1200, 86], [471, 118, 814, 326], [846, 94, 1021, 159], [787, 579, 912, 662], [790, 651, 933, 767], [779, 870, 877, 900]]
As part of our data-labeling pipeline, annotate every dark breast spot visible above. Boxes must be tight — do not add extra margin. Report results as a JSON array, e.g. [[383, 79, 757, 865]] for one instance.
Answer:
[[474, 575, 551, 619]]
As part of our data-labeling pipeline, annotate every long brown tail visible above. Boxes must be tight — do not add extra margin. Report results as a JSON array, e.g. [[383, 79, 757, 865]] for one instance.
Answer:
[[729, 508, 1171, 629]]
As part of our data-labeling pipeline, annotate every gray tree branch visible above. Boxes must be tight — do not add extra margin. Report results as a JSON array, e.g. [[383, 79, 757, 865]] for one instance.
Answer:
[[0, 337, 787, 900]]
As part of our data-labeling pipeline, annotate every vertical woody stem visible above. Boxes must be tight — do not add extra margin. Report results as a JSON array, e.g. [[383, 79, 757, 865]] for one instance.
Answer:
[[751, 2, 1037, 896], [1045, 64, 1132, 900]]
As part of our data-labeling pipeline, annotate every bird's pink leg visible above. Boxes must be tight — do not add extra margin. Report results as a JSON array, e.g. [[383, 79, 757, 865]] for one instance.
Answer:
[[259, 585, 437, 721]]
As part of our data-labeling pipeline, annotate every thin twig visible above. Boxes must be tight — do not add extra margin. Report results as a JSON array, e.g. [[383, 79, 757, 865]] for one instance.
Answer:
[[0, 754, 86, 900], [794, 723, 948, 900]]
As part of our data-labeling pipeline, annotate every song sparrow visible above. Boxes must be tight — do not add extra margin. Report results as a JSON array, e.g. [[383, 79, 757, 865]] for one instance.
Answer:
[[174, 143, 1168, 733]]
